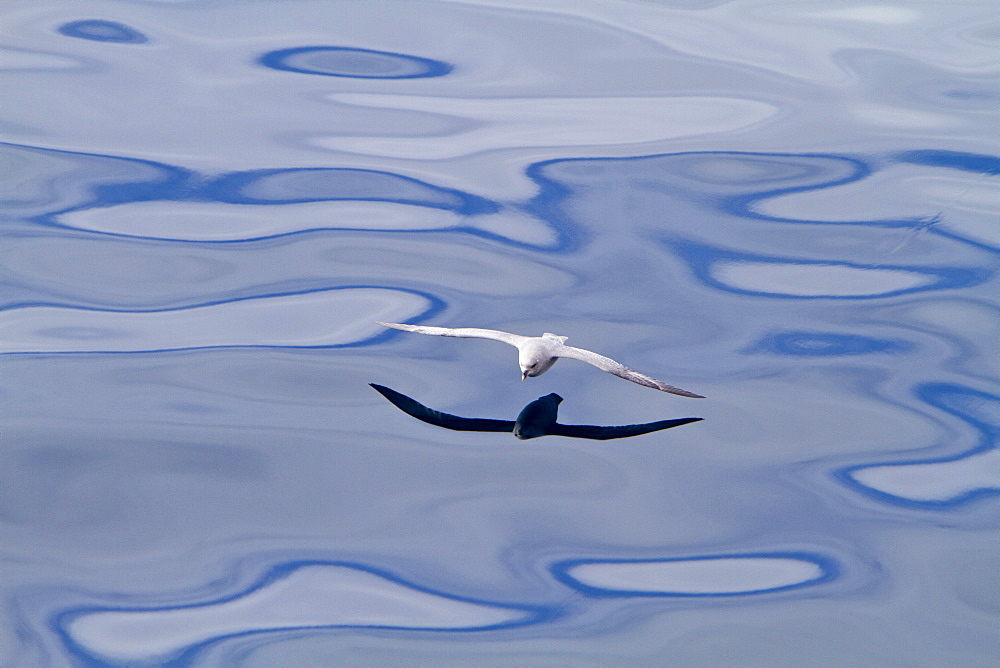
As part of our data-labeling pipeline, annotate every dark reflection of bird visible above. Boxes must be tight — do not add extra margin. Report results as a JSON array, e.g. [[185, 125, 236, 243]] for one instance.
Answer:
[[376, 322, 704, 398], [370, 384, 703, 440]]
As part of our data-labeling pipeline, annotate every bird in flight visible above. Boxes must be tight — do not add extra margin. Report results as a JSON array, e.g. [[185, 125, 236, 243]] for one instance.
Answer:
[[370, 384, 702, 440], [376, 322, 704, 398]]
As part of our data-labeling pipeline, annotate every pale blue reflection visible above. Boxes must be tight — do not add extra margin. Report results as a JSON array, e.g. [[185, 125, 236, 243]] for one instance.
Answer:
[[1, 287, 441, 354], [552, 552, 838, 597], [56, 560, 558, 666], [4, 142, 569, 250], [837, 384, 1000, 508], [668, 238, 986, 299]]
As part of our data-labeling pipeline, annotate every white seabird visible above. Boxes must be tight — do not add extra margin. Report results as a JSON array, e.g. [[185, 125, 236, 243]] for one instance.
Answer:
[[376, 322, 704, 398]]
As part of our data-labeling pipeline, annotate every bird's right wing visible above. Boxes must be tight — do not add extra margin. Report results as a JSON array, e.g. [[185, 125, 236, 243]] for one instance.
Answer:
[[376, 322, 527, 347], [557, 345, 705, 398], [370, 384, 514, 433], [549, 417, 703, 440]]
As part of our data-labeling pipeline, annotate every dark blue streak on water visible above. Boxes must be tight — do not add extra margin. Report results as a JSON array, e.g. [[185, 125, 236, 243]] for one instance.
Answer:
[[666, 238, 988, 299], [716, 152, 874, 223], [3, 142, 495, 219], [750, 332, 915, 356], [835, 384, 1000, 509], [550, 149, 997, 254], [550, 552, 839, 598], [0, 143, 190, 216], [703, 150, 1000, 229], [209, 167, 496, 215], [7, 143, 573, 250], [895, 150, 1000, 175], [258, 46, 453, 79], [533, 151, 868, 223], [56, 20, 148, 44], [53, 559, 562, 668], [712, 149, 1000, 250], [520, 158, 592, 254], [526, 149, 1000, 258]]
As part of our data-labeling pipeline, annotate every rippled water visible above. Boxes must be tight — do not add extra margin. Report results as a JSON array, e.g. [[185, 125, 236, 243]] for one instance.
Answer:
[[3, 1, 998, 666]]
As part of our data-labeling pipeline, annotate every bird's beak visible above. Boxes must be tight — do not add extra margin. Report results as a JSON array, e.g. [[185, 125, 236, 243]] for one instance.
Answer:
[[521, 371, 528, 381]]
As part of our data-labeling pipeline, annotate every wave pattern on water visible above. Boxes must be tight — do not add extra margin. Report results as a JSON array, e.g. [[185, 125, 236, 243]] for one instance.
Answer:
[[1, 287, 439, 354], [553, 552, 838, 597], [56, 560, 557, 665], [259, 46, 454, 79], [837, 384, 1000, 508], [56, 19, 149, 45], [3, 0, 998, 665]]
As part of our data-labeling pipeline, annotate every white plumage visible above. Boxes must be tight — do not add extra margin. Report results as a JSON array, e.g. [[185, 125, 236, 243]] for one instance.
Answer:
[[376, 322, 704, 398]]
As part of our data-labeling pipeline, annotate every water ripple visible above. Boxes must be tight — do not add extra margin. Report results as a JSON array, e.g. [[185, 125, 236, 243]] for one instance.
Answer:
[[56, 20, 149, 45], [210, 167, 492, 212], [313, 94, 778, 159], [4, 143, 574, 250], [749, 331, 914, 356], [837, 384, 1000, 507], [552, 552, 837, 597], [259, 46, 453, 79], [1, 287, 437, 354], [3, 1, 998, 664], [669, 239, 986, 299], [58, 560, 554, 665]]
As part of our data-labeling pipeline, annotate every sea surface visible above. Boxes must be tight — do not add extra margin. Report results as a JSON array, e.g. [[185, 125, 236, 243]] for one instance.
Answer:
[[2, 1, 998, 666]]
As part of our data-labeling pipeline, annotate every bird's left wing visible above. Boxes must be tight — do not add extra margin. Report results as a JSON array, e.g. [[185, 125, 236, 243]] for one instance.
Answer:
[[557, 345, 705, 398], [548, 417, 703, 440], [376, 322, 527, 347], [370, 384, 514, 433]]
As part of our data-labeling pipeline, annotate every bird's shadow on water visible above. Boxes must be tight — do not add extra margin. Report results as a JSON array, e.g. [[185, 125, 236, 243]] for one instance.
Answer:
[[369, 384, 702, 440]]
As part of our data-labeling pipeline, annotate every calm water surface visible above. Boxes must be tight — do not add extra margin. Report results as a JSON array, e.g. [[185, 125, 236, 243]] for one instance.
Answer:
[[2, 1, 998, 666]]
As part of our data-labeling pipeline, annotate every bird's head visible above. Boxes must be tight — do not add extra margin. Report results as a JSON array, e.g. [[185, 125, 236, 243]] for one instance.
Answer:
[[520, 347, 557, 380]]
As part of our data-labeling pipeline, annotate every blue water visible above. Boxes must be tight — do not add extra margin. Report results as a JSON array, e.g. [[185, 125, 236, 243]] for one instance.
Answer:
[[3, 1, 998, 666]]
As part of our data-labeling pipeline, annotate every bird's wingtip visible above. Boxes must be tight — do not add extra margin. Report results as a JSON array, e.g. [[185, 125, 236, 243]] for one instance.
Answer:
[[665, 386, 706, 398]]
